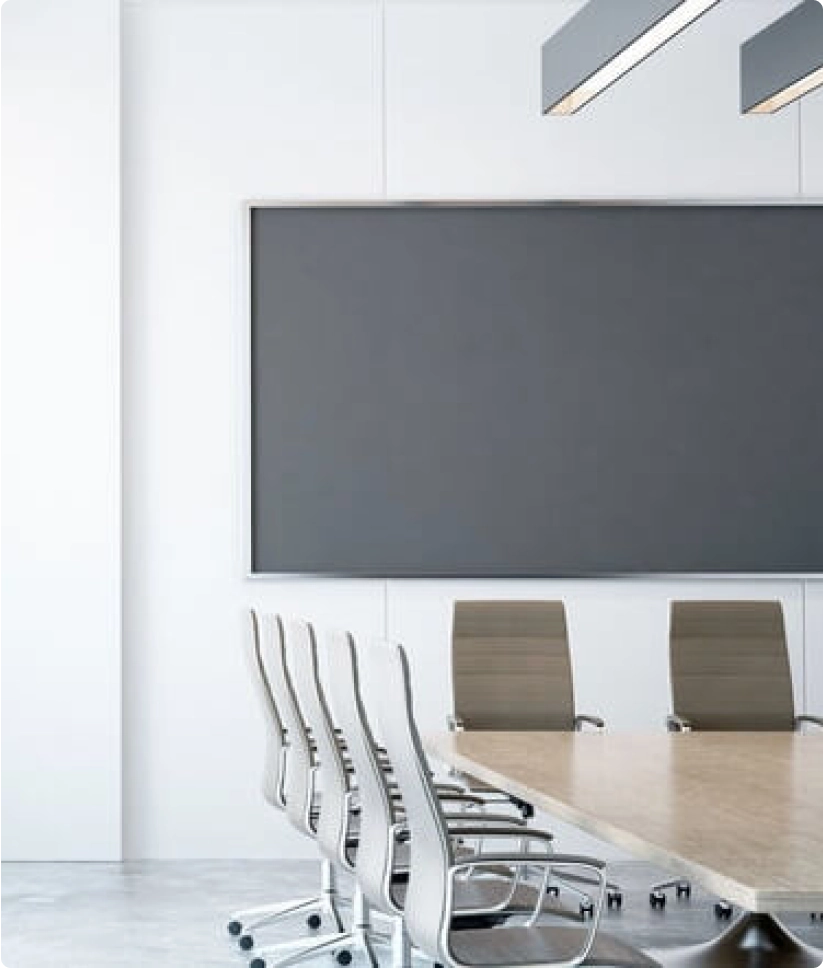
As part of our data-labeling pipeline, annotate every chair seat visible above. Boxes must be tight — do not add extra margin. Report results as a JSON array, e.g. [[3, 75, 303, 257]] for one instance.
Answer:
[[448, 924, 658, 968]]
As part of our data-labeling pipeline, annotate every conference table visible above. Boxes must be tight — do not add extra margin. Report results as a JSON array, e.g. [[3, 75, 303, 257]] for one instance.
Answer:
[[426, 731, 823, 968]]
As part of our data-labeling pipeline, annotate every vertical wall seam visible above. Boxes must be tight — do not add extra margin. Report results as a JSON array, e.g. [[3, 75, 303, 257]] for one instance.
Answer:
[[384, 580, 390, 639], [115, 0, 126, 863], [381, 0, 388, 639], [798, 99, 803, 196], [381, 0, 388, 198], [802, 581, 808, 714]]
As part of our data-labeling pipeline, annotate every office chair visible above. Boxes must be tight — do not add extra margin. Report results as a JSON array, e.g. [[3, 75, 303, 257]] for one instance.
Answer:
[[449, 600, 622, 913], [248, 617, 516, 968], [233, 613, 357, 964], [322, 629, 584, 962], [650, 600, 823, 915], [368, 639, 656, 968], [226, 611, 346, 952]]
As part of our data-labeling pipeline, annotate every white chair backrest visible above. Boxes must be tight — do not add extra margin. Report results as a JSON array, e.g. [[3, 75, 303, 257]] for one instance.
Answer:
[[322, 630, 401, 913], [284, 619, 353, 867], [367, 641, 453, 962], [258, 614, 315, 837], [244, 610, 287, 809]]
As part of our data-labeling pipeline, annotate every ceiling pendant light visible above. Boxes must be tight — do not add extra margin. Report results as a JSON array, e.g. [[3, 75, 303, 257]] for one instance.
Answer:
[[741, 0, 823, 115], [542, 0, 721, 116]]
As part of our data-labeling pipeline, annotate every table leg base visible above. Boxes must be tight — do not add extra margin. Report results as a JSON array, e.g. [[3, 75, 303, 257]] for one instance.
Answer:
[[647, 913, 823, 968]]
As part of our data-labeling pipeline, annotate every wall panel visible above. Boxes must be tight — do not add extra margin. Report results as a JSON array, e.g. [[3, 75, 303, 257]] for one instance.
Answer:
[[801, 93, 823, 195], [116, 0, 821, 859], [121, 0, 384, 858], [1, 0, 122, 860]]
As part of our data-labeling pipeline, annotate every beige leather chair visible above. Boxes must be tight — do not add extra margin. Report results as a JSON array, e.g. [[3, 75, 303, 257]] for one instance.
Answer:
[[666, 600, 819, 733], [450, 601, 596, 734], [651, 600, 823, 915], [449, 601, 621, 913]]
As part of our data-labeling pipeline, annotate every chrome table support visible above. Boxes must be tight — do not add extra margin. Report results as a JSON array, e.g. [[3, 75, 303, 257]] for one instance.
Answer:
[[648, 912, 823, 968]]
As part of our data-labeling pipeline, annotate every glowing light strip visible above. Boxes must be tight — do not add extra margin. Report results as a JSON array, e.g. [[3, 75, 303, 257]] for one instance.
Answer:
[[746, 63, 823, 114], [547, 0, 720, 115]]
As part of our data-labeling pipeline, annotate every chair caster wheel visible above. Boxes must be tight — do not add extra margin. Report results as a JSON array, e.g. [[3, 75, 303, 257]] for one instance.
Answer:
[[546, 886, 560, 898], [250, 959, 266, 968], [307, 913, 322, 930], [336, 951, 353, 965], [714, 902, 733, 920], [607, 891, 623, 910], [238, 935, 254, 951], [580, 901, 594, 918], [650, 891, 666, 910], [676, 882, 691, 899], [227, 920, 243, 936]]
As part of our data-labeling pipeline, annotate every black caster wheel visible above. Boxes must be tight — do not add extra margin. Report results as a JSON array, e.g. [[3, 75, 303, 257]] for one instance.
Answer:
[[580, 901, 594, 918], [238, 935, 254, 951], [250, 959, 266, 968], [546, 886, 560, 898], [227, 920, 243, 937], [607, 891, 623, 910], [714, 902, 733, 920], [307, 913, 322, 930], [336, 951, 353, 966], [676, 882, 691, 899], [650, 891, 666, 910]]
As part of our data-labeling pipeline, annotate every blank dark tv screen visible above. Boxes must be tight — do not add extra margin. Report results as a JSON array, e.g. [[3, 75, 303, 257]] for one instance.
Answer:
[[250, 204, 823, 576]]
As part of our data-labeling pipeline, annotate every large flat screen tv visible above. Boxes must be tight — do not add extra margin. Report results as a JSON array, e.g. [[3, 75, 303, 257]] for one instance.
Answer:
[[250, 203, 823, 576]]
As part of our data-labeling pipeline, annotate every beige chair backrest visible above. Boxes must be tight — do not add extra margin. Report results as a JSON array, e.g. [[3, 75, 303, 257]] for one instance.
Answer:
[[452, 600, 575, 731], [669, 600, 796, 731]]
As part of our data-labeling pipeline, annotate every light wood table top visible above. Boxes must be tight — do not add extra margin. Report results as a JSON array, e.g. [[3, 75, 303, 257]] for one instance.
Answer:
[[426, 731, 823, 914]]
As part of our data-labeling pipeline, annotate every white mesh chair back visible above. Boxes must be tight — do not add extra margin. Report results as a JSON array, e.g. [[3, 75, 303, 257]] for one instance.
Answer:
[[258, 614, 315, 837], [367, 641, 453, 963], [323, 630, 400, 914], [284, 619, 353, 868], [244, 610, 287, 809]]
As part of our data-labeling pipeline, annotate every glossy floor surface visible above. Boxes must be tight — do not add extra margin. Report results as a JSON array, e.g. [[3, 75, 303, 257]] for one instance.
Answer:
[[3, 860, 822, 967]]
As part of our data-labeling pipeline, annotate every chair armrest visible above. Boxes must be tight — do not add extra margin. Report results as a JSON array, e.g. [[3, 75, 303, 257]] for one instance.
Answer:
[[451, 851, 604, 873], [447, 851, 606, 966], [442, 813, 527, 828], [434, 781, 467, 794], [574, 714, 605, 732], [436, 793, 487, 807], [443, 825, 552, 844], [795, 715, 823, 731], [667, 713, 693, 733]]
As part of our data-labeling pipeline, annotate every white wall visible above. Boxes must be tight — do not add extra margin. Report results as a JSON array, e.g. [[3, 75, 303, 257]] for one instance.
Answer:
[[1, 0, 122, 860], [118, 0, 823, 861], [5, 0, 820, 862], [120, 0, 386, 859]]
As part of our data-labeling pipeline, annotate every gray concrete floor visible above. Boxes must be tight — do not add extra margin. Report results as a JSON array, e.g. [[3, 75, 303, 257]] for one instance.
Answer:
[[2, 860, 822, 967]]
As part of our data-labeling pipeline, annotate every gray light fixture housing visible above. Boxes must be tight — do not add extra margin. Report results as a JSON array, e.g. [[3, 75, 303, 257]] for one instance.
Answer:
[[541, 0, 721, 115], [741, 1, 823, 114]]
